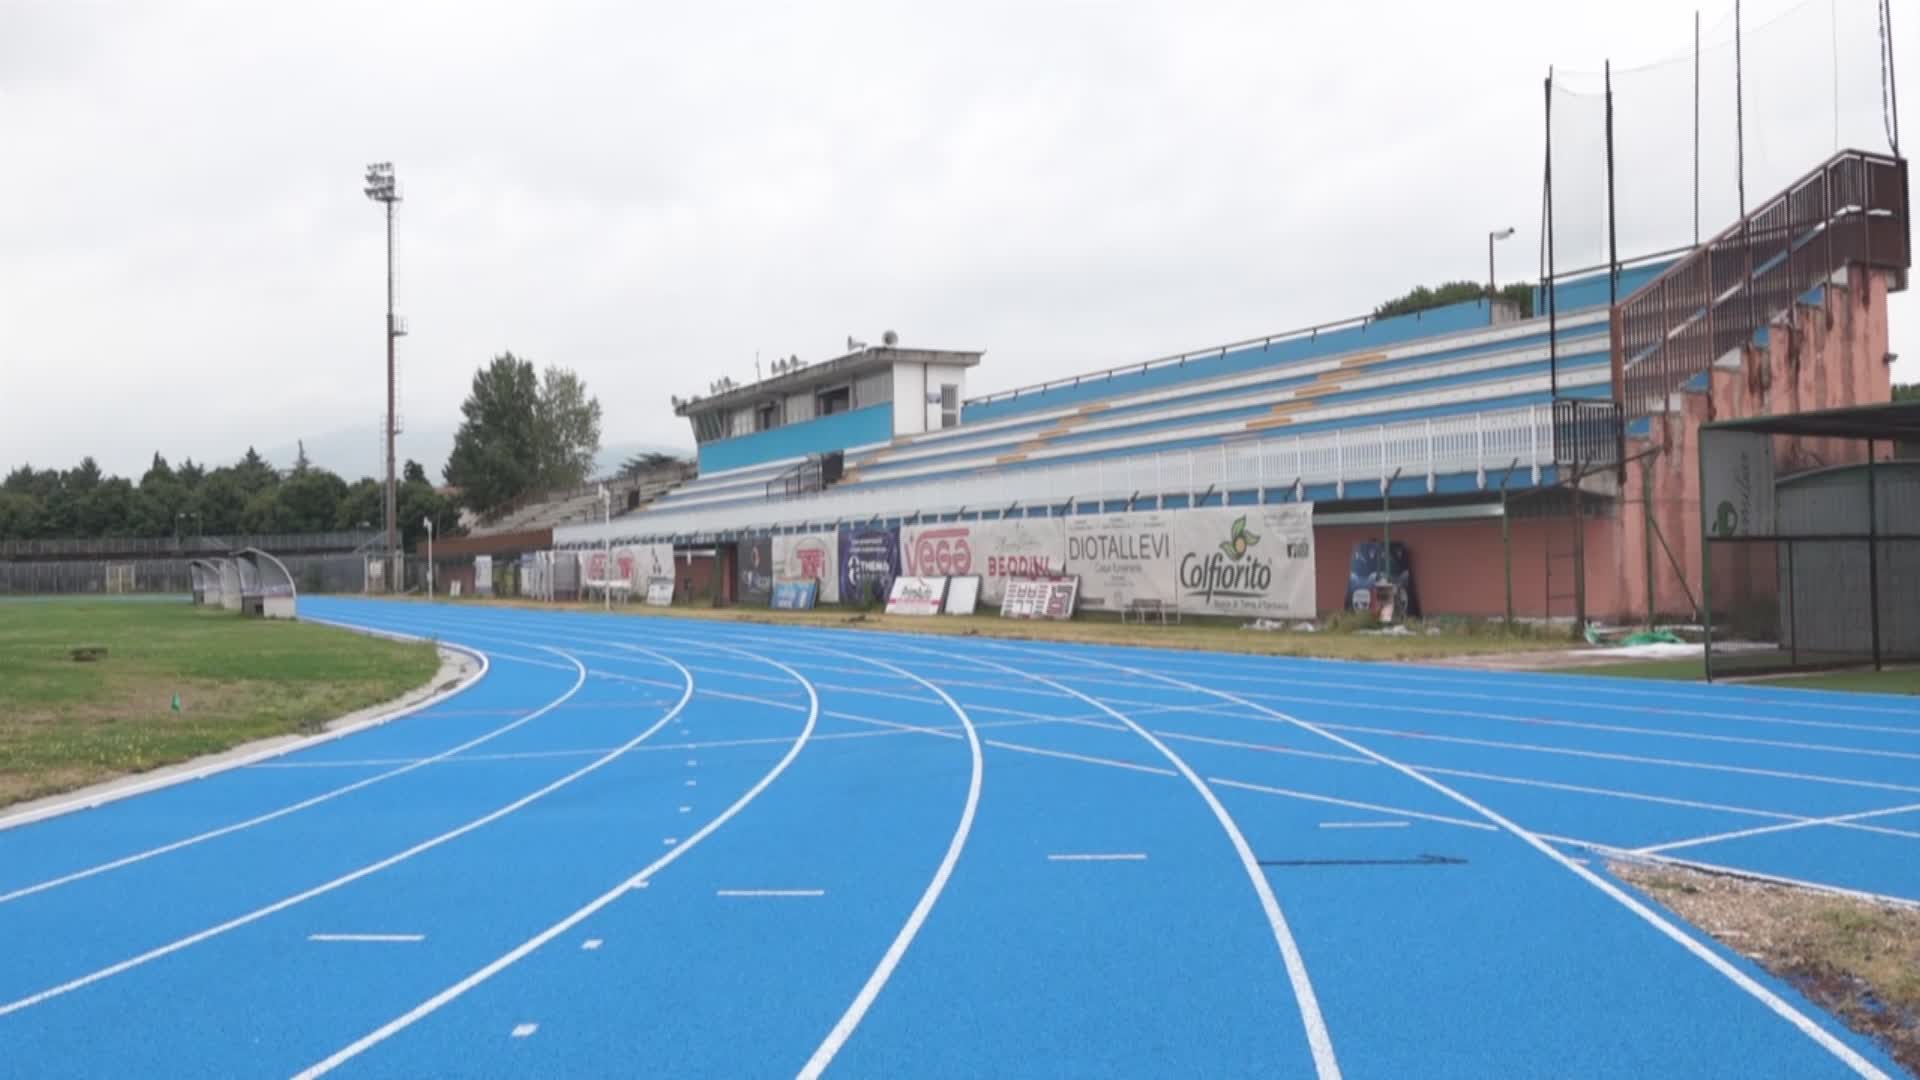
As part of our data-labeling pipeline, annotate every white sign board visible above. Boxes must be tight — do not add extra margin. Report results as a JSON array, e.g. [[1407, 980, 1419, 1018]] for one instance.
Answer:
[[473, 555, 494, 596], [902, 518, 1067, 604], [773, 533, 841, 605], [944, 575, 982, 616], [645, 577, 675, 606], [1064, 512, 1177, 613], [1000, 577, 1079, 620], [885, 575, 948, 616], [1701, 430, 1777, 538], [1171, 505, 1317, 619]]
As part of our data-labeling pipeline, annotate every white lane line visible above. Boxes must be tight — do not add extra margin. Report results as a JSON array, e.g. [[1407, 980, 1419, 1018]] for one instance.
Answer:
[[1054, 651, 1893, 1080], [685, 779, 697, 787], [511, 1023, 538, 1039], [293, 643, 819, 1079], [0, 647, 567, 910], [581, 940, 603, 951], [1634, 799, 1920, 855], [1319, 821, 1409, 830], [938, 647, 1342, 1080], [1046, 853, 1147, 862], [663, 838, 678, 845], [716, 889, 826, 897], [678, 805, 691, 813], [0, 647, 688, 1020], [307, 934, 425, 943], [1151, 729, 1376, 766], [0, 630, 486, 838], [1543, 834, 1920, 912], [1309, 721, 1920, 796], [794, 651, 984, 1080], [1208, 777, 1499, 832], [984, 739, 1177, 777]]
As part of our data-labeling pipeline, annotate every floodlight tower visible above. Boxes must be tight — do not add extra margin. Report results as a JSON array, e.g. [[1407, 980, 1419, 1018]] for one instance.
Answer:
[[363, 162, 404, 589]]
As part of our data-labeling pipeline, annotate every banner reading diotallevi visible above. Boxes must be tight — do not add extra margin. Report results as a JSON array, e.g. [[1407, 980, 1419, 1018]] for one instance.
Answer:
[[1064, 512, 1177, 612], [1171, 505, 1315, 618], [901, 518, 1066, 604]]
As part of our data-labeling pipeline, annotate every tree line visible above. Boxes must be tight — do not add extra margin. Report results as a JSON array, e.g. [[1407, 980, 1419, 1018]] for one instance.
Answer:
[[0, 446, 461, 549], [2, 352, 608, 546]]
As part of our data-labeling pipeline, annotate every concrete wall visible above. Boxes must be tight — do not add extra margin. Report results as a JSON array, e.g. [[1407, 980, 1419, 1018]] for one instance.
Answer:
[[696, 404, 894, 473], [1609, 268, 1897, 621], [893, 362, 927, 437], [1315, 515, 1620, 620]]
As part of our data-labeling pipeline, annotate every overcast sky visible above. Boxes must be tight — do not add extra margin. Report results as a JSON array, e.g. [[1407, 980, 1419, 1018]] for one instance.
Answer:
[[2, 0, 1912, 481]]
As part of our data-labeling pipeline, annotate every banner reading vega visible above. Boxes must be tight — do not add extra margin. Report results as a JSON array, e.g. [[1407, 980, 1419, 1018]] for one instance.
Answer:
[[1065, 505, 1314, 618]]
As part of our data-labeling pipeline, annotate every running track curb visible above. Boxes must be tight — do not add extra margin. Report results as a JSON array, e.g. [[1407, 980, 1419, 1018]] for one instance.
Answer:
[[0, 616, 488, 833]]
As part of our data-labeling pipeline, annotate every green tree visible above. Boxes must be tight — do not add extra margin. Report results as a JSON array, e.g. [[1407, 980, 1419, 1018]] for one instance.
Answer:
[[443, 353, 602, 516], [1375, 281, 1534, 320], [232, 447, 278, 496], [274, 468, 349, 533], [0, 492, 43, 539], [335, 478, 384, 532], [1895, 383, 1919, 402]]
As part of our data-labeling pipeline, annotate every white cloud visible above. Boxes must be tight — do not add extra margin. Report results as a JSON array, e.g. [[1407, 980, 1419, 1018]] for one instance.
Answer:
[[0, 0, 1911, 480]]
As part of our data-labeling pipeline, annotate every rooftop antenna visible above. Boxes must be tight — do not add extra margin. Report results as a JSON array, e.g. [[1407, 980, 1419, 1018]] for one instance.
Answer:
[[882, 329, 898, 346], [847, 336, 867, 352]]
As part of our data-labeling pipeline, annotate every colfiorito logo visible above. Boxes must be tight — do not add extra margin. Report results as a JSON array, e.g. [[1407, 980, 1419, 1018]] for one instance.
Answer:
[[1183, 515, 1273, 601]]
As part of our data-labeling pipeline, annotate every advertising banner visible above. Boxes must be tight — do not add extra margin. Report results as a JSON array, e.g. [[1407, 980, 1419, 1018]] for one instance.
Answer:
[[1172, 506, 1316, 619], [838, 525, 901, 607], [607, 543, 674, 590], [1000, 577, 1079, 620], [1064, 512, 1176, 612], [885, 576, 948, 615], [736, 537, 773, 606], [644, 578, 675, 606], [1701, 430, 1777, 538], [771, 579, 819, 610], [473, 555, 494, 596], [945, 576, 982, 616], [773, 533, 840, 604], [902, 518, 1067, 604]]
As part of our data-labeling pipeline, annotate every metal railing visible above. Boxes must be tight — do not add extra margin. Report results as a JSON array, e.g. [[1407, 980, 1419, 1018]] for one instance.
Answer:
[[1612, 150, 1910, 428], [0, 530, 380, 559], [1552, 398, 1623, 470], [555, 404, 1558, 544]]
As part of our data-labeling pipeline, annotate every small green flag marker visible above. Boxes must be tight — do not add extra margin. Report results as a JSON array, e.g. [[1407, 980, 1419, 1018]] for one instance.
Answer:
[[171, 693, 181, 713]]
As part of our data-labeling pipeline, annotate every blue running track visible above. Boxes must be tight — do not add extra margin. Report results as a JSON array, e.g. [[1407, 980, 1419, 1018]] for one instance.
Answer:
[[3, 597, 1916, 1078]]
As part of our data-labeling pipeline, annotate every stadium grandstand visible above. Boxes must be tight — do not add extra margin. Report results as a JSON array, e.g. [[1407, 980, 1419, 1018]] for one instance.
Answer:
[[553, 149, 1910, 624]]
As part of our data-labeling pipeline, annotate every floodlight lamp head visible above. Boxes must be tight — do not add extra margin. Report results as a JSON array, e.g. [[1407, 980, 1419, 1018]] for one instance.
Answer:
[[1491, 226, 1516, 241]]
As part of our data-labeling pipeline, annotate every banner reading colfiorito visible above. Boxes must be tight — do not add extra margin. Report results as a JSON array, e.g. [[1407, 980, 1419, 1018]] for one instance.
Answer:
[[1172, 505, 1315, 618], [901, 518, 1067, 604]]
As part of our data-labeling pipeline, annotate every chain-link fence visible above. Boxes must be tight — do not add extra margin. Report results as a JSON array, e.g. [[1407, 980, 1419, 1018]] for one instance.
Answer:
[[0, 554, 431, 597], [1706, 535, 1920, 676]]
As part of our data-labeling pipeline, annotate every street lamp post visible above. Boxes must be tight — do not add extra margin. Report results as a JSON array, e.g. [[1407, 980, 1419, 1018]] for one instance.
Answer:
[[600, 484, 612, 613], [423, 516, 434, 599], [363, 162, 403, 594], [1487, 227, 1516, 321]]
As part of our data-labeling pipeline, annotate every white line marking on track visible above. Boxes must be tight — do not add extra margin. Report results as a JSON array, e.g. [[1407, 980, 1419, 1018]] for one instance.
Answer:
[[511, 1023, 537, 1038], [983, 739, 1176, 777], [1046, 853, 1147, 862], [307, 934, 424, 943], [1047, 648, 1894, 1079], [678, 805, 691, 813], [292, 642, 819, 1079], [1319, 821, 1409, 830], [1541, 834, 1920, 912], [716, 889, 826, 897], [581, 940, 602, 951], [793, 649, 984, 1080], [1207, 777, 1499, 832], [1634, 799, 1920, 855], [663, 838, 678, 845], [685, 779, 697, 787], [0, 647, 685, 1020], [928, 646, 1342, 1080]]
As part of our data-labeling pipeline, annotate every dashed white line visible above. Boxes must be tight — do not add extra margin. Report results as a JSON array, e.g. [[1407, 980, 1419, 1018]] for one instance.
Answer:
[[307, 934, 425, 943], [1046, 853, 1147, 862], [580, 940, 603, 951], [716, 889, 826, 897], [1318, 821, 1409, 830], [511, 1023, 537, 1039]]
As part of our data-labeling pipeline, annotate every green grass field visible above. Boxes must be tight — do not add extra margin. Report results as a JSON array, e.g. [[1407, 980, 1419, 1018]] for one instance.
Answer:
[[0, 600, 440, 807], [1555, 657, 1920, 694]]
